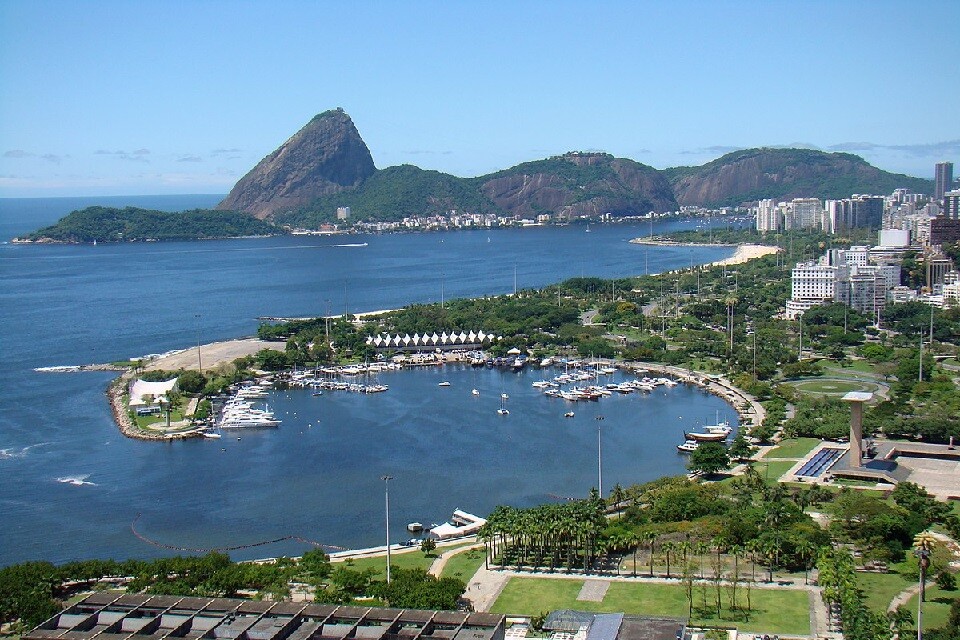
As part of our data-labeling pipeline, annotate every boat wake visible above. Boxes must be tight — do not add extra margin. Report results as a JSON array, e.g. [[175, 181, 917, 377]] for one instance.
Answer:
[[334, 243, 368, 248], [57, 474, 97, 487], [1, 442, 50, 460]]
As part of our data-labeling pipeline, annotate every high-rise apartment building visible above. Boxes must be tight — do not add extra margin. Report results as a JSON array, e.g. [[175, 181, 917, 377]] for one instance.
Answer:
[[936, 162, 954, 202], [945, 190, 960, 220]]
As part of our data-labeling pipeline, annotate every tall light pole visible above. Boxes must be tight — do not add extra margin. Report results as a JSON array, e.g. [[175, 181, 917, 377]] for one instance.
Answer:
[[914, 533, 935, 640], [195, 314, 202, 373], [595, 416, 604, 497], [381, 475, 393, 583]]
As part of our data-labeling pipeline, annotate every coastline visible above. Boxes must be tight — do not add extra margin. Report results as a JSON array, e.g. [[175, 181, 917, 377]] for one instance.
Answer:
[[629, 238, 780, 268]]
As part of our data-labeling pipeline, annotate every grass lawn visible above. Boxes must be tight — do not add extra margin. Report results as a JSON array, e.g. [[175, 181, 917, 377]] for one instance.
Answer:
[[903, 584, 960, 631], [824, 360, 880, 375], [491, 578, 810, 635], [768, 438, 820, 459], [856, 571, 911, 614], [440, 546, 486, 581], [789, 379, 878, 396], [334, 549, 434, 579], [756, 460, 797, 483]]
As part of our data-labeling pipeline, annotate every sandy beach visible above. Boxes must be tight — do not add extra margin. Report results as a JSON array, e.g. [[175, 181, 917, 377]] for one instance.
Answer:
[[708, 243, 780, 267], [144, 338, 285, 372], [629, 238, 779, 269]]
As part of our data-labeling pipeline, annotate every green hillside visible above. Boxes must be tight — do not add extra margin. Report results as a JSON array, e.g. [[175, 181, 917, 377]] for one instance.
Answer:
[[274, 165, 502, 227]]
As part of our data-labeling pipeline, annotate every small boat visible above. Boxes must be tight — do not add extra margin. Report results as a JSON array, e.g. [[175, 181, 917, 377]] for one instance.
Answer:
[[472, 389, 480, 396], [564, 411, 575, 418], [684, 431, 728, 442], [407, 522, 423, 532], [501, 393, 509, 399], [677, 439, 699, 453], [438, 381, 451, 387], [203, 431, 222, 439], [497, 395, 509, 416], [312, 391, 323, 396]]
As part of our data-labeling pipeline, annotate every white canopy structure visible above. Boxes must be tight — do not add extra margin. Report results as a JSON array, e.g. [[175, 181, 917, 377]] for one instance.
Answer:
[[365, 329, 499, 350], [428, 509, 487, 540], [128, 378, 178, 407]]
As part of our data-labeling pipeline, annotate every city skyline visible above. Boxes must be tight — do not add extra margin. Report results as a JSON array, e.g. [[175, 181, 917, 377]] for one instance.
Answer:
[[1, 0, 958, 197]]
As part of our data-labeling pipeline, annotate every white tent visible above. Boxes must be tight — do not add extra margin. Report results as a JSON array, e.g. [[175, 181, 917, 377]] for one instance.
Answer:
[[128, 378, 177, 407]]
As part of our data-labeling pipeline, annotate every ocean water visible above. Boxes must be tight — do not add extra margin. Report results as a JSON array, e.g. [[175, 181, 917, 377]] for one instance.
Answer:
[[0, 196, 742, 565]]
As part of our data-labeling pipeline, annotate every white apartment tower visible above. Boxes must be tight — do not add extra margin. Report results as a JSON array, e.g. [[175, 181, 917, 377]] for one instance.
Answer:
[[756, 199, 781, 232]]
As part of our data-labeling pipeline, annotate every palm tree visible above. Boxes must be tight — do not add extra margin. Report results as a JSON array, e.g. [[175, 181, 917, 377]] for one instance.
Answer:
[[662, 540, 676, 579], [629, 531, 641, 578], [644, 530, 657, 577], [793, 537, 816, 585], [695, 540, 710, 579], [610, 483, 626, 518]]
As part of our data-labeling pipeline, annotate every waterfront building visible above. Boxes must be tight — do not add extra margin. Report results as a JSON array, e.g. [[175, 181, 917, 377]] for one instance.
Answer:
[[935, 161, 954, 202]]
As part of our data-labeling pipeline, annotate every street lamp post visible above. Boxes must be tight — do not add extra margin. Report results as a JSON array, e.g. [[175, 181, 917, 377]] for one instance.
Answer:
[[381, 475, 393, 583], [195, 314, 202, 373], [914, 533, 935, 640], [595, 416, 604, 497]]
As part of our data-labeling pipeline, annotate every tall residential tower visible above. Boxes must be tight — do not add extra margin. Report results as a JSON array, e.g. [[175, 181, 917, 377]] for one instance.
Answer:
[[935, 162, 954, 201]]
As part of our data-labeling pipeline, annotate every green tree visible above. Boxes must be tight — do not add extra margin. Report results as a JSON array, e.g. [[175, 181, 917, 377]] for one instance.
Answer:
[[688, 442, 731, 476]]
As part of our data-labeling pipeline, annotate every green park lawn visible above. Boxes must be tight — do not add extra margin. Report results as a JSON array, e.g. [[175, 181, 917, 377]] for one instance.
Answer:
[[904, 584, 960, 631], [334, 549, 435, 579], [789, 379, 876, 395], [440, 546, 486, 581], [856, 570, 911, 614], [768, 438, 820, 459], [333, 541, 480, 581], [755, 460, 798, 484], [491, 578, 810, 635]]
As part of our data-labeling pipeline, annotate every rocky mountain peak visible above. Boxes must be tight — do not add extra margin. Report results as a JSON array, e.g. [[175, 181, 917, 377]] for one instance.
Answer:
[[217, 109, 376, 219]]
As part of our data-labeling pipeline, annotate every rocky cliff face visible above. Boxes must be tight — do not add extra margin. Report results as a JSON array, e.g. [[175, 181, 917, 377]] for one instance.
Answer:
[[479, 152, 677, 218], [217, 109, 376, 219], [668, 148, 932, 207]]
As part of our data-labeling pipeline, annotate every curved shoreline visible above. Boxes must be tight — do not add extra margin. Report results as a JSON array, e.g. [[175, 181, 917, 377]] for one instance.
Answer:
[[104, 343, 764, 442], [629, 238, 780, 267]]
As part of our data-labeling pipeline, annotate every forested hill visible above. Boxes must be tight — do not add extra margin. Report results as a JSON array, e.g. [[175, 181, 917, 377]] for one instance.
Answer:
[[274, 164, 501, 228], [275, 152, 680, 226], [18, 207, 279, 244], [665, 148, 934, 207]]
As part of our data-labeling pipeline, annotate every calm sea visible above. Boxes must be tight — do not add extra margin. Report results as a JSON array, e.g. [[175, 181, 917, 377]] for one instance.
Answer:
[[0, 196, 742, 566]]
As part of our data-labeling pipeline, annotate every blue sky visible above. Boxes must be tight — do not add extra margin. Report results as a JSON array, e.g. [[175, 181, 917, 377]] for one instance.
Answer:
[[1, 0, 957, 197]]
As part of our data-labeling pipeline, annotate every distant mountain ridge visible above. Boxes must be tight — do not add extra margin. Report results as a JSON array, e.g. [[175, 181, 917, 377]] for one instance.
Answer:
[[219, 110, 934, 224], [665, 147, 933, 207]]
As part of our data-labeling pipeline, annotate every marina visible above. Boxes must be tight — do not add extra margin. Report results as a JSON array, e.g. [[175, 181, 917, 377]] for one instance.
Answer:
[[0, 203, 739, 567]]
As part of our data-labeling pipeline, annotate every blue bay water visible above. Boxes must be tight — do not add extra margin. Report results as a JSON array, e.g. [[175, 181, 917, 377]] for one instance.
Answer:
[[0, 196, 742, 566]]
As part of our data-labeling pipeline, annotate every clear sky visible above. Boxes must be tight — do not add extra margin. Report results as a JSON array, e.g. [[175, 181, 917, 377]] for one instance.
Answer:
[[1, 0, 958, 197]]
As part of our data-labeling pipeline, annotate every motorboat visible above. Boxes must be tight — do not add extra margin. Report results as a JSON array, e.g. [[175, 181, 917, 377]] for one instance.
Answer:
[[438, 381, 451, 387], [677, 439, 699, 453]]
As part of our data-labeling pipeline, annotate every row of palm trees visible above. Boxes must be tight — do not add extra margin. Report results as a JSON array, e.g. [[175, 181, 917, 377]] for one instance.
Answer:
[[476, 497, 607, 574], [477, 501, 820, 584]]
